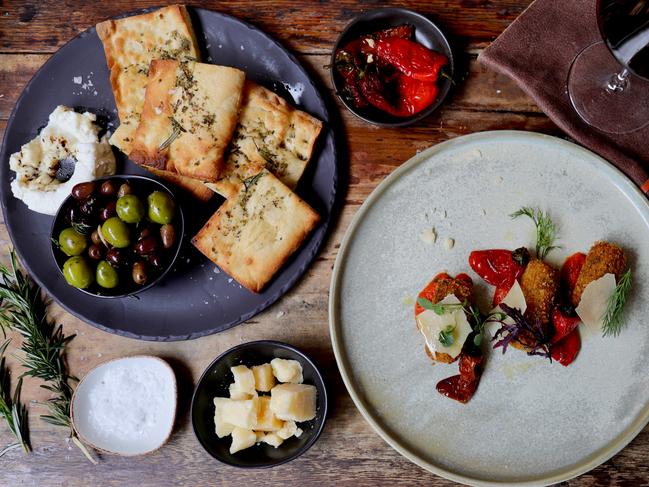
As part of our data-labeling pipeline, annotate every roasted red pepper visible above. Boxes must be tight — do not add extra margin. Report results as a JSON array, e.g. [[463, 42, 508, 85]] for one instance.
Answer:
[[551, 328, 581, 366], [373, 24, 414, 41], [373, 38, 448, 82], [414, 272, 451, 315], [395, 74, 439, 116], [437, 339, 484, 403], [551, 307, 581, 344], [334, 24, 447, 117], [468, 249, 526, 287], [561, 252, 586, 293]]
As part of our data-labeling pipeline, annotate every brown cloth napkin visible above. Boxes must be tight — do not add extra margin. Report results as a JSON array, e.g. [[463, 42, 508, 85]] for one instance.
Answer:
[[479, 0, 649, 195]]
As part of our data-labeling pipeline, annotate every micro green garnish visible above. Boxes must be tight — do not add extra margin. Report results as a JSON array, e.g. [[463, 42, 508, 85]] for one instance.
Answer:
[[602, 269, 632, 337], [417, 297, 504, 346], [159, 118, 186, 151], [417, 297, 467, 316], [0, 339, 30, 454], [490, 303, 552, 359], [0, 251, 96, 463], [243, 172, 264, 192], [510, 207, 560, 259], [438, 326, 455, 347]]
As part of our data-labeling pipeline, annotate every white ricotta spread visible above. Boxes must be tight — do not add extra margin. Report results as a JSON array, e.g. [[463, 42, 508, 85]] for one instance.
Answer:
[[9, 105, 116, 215]]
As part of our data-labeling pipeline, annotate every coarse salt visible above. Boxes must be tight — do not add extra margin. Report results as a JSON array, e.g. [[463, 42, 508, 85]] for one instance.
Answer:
[[87, 364, 168, 441]]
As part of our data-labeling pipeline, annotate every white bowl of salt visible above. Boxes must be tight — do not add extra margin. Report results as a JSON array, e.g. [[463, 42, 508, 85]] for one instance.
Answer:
[[71, 356, 177, 455]]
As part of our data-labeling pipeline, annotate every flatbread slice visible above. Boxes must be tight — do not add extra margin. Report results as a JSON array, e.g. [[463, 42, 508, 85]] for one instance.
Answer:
[[192, 170, 320, 293], [96, 4, 200, 154], [146, 167, 213, 202], [129, 59, 245, 182], [207, 82, 323, 199]]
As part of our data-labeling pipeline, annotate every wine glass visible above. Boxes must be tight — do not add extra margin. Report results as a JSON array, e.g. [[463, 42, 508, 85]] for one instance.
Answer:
[[568, 0, 649, 134]]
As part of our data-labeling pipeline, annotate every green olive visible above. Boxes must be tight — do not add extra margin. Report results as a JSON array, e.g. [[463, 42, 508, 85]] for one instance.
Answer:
[[101, 217, 131, 248], [58, 227, 88, 257], [62, 256, 94, 289], [116, 194, 145, 224], [96, 260, 119, 289], [147, 191, 176, 225]]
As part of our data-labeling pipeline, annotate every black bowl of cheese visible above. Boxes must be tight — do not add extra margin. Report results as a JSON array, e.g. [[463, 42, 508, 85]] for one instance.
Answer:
[[191, 340, 328, 468]]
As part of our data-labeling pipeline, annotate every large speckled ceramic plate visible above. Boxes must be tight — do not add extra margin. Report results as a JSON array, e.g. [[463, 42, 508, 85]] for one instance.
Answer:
[[329, 131, 649, 486], [0, 7, 337, 341]]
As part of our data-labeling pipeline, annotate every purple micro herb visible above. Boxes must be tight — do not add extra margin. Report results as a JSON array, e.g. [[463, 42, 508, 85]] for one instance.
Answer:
[[490, 303, 552, 360]]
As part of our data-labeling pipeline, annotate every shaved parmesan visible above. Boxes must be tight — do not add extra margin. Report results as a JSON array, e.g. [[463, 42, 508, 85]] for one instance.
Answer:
[[494, 280, 527, 314], [416, 295, 472, 359], [576, 273, 616, 330], [487, 280, 527, 334]]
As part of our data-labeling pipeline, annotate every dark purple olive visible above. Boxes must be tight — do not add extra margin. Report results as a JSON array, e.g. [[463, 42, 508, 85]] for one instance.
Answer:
[[135, 236, 160, 256], [117, 182, 133, 198], [100, 200, 117, 222], [139, 226, 152, 239], [149, 253, 164, 269], [80, 196, 99, 216], [132, 261, 148, 285], [87, 244, 103, 260], [71, 181, 95, 200], [100, 180, 117, 197], [90, 230, 102, 246], [69, 207, 94, 235], [106, 248, 128, 268], [160, 224, 176, 249]]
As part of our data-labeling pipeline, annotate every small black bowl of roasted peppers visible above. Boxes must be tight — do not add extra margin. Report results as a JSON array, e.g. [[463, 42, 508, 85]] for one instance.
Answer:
[[331, 8, 454, 127]]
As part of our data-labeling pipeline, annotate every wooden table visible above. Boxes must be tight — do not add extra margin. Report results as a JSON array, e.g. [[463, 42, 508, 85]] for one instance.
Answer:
[[0, 1, 647, 485]]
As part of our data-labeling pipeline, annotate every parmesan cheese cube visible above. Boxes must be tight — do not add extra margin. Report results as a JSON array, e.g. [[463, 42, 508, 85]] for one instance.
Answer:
[[276, 420, 298, 439], [254, 396, 283, 432], [252, 363, 276, 392], [230, 427, 257, 454], [229, 383, 256, 400], [270, 358, 303, 384], [260, 432, 284, 448], [221, 397, 259, 429], [213, 397, 235, 438], [231, 365, 256, 395], [269, 383, 316, 422]]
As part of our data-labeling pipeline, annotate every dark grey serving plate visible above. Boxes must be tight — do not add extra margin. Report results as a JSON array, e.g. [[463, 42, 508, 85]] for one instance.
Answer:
[[0, 7, 338, 341]]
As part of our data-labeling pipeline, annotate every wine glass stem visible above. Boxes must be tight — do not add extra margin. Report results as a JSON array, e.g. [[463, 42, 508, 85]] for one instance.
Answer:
[[607, 68, 630, 93]]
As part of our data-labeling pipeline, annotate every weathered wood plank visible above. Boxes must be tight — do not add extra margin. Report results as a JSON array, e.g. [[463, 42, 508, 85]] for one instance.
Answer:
[[0, 0, 531, 54]]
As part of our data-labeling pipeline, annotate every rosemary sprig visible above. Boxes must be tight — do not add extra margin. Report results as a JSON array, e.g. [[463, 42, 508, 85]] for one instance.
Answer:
[[242, 172, 264, 192], [0, 339, 30, 453], [0, 251, 96, 463], [602, 269, 632, 337], [510, 207, 560, 259], [159, 117, 186, 151]]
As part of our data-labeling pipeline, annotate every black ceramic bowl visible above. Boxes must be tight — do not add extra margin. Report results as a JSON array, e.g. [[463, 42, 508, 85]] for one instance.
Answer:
[[331, 7, 454, 127], [191, 341, 328, 468], [50, 175, 184, 298]]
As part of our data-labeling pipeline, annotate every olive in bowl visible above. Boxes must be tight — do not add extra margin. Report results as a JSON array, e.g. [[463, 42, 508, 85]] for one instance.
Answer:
[[50, 175, 184, 298], [191, 341, 328, 468]]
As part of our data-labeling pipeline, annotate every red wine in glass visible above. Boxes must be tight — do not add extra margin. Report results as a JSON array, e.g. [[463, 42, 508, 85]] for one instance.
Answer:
[[568, 0, 649, 134]]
